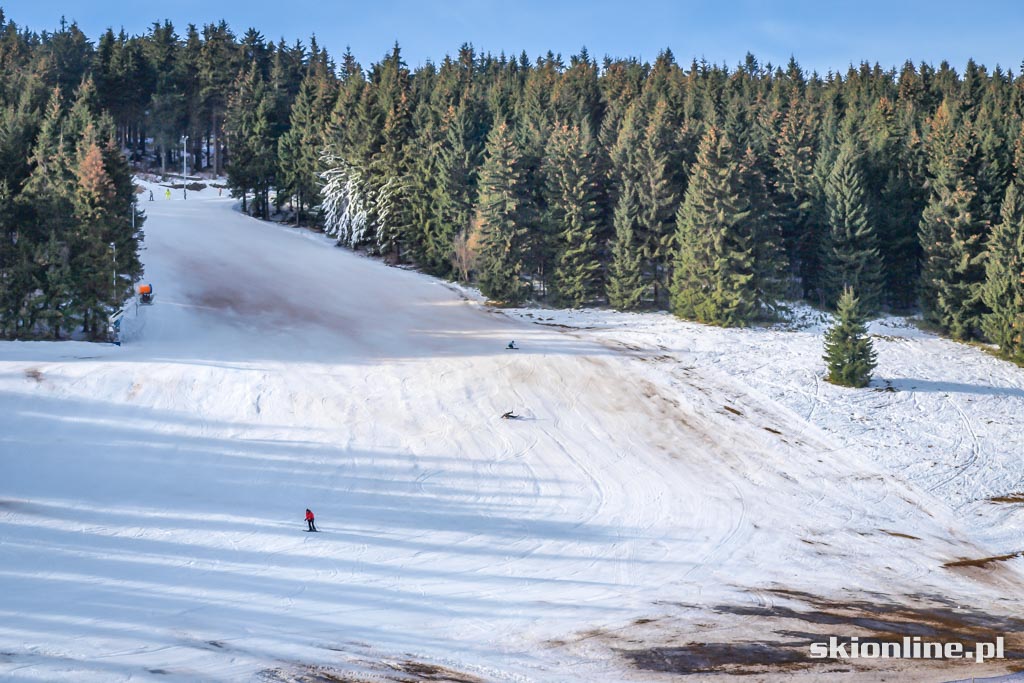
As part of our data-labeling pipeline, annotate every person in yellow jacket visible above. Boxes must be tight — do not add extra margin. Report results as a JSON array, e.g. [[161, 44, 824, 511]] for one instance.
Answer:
[[165, 188, 171, 200]]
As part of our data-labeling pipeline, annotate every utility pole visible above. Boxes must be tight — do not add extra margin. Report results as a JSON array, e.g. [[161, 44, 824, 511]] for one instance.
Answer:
[[182, 135, 189, 199], [111, 241, 117, 298]]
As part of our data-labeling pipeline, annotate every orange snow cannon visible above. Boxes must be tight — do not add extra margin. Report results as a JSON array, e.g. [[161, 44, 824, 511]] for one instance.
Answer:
[[138, 283, 154, 305]]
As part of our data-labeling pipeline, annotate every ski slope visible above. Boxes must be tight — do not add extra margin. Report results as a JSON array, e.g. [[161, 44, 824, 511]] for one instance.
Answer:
[[1, 183, 1023, 681]]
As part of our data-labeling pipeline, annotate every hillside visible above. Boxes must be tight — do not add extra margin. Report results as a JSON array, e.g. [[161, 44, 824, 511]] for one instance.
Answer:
[[1, 184, 1023, 682]]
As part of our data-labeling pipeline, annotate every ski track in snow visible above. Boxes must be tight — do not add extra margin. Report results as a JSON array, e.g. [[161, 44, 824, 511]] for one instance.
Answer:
[[1, 182, 1023, 682]]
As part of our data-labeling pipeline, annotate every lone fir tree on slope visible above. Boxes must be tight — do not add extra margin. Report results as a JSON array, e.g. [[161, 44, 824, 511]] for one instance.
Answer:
[[823, 287, 877, 388]]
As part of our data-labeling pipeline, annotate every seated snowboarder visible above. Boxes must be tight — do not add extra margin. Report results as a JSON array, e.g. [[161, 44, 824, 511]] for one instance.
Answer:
[[507, 341, 518, 349], [305, 508, 317, 532]]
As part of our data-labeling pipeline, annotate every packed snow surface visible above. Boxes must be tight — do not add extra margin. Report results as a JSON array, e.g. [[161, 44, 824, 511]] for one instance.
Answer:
[[2, 182, 1023, 681]]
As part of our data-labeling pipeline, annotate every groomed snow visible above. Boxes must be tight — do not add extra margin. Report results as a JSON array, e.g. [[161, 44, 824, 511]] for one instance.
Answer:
[[1, 182, 1022, 682], [500, 304, 1024, 557]]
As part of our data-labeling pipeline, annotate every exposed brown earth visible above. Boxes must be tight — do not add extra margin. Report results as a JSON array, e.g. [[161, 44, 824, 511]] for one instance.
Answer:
[[568, 589, 1024, 680]]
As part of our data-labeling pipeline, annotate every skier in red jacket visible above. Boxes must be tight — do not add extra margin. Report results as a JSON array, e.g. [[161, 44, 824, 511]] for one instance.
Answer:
[[305, 508, 317, 532]]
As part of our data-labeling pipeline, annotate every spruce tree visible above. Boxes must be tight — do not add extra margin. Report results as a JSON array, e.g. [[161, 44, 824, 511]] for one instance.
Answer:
[[424, 102, 480, 275], [634, 98, 679, 305], [227, 62, 278, 217], [739, 145, 788, 315], [476, 120, 528, 304], [277, 61, 336, 224], [823, 287, 877, 388], [822, 140, 883, 312], [606, 180, 646, 310], [981, 182, 1024, 361], [35, 231, 73, 339], [671, 125, 758, 326], [974, 100, 1011, 227], [70, 130, 117, 338], [919, 100, 987, 339], [225, 61, 262, 212], [543, 122, 602, 306], [372, 91, 414, 259], [773, 92, 816, 293], [516, 59, 557, 296], [406, 101, 445, 271]]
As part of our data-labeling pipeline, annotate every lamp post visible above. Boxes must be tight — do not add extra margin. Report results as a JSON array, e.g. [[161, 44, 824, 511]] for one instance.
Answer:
[[110, 241, 116, 300], [182, 135, 189, 199]]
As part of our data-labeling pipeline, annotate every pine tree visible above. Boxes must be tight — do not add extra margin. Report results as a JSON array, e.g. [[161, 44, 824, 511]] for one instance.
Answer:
[[516, 58, 557, 295], [70, 130, 117, 338], [634, 98, 679, 305], [144, 20, 185, 174], [405, 98, 444, 271], [423, 102, 480, 275], [225, 61, 262, 212], [671, 125, 758, 326], [823, 287, 877, 388], [22, 87, 71, 205], [100, 124, 144, 303], [919, 100, 988, 339], [739, 145, 788, 315], [821, 140, 883, 312], [277, 60, 336, 224], [33, 231, 73, 339], [972, 101, 1010, 230], [804, 89, 846, 300], [476, 120, 528, 304], [372, 90, 414, 259], [773, 92, 816, 294], [228, 62, 278, 217], [198, 21, 240, 175], [606, 179, 646, 310], [981, 182, 1024, 361], [543, 122, 602, 306]]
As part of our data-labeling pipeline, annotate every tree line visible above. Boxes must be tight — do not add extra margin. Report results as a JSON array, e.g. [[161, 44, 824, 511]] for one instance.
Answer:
[[0, 11, 142, 339], [226, 27, 1024, 363], [1, 10, 1022, 363]]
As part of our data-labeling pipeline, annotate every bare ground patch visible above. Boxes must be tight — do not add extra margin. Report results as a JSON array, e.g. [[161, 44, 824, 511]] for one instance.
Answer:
[[574, 589, 1024, 678], [880, 529, 921, 540], [24, 367, 43, 382], [259, 659, 486, 683], [944, 552, 1024, 568], [991, 494, 1024, 504]]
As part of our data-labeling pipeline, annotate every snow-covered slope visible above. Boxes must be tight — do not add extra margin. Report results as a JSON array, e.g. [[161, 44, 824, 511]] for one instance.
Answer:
[[499, 305, 1024, 555], [1, 184, 1022, 682]]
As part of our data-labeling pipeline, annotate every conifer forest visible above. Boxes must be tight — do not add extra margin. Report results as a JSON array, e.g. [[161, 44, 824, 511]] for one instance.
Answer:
[[1, 10, 1023, 362]]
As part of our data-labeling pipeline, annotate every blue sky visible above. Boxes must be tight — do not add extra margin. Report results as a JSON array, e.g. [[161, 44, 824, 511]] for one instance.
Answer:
[[5, 0, 1024, 74]]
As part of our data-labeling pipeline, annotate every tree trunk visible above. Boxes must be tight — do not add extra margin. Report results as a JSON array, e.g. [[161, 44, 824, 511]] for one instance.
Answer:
[[211, 111, 219, 176]]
